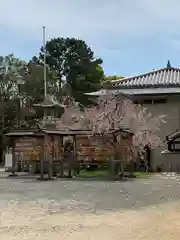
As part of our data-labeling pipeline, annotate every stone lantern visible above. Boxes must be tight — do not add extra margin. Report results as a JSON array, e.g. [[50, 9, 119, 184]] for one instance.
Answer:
[[33, 94, 65, 128]]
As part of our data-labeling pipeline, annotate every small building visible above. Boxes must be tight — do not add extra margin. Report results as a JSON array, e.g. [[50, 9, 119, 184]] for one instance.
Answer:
[[5, 127, 134, 175], [162, 129, 180, 172], [87, 62, 180, 171]]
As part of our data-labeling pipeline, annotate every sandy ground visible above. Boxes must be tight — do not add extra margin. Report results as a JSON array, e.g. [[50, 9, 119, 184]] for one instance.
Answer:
[[1, 200, 180, 240], [1, 173, 180, 239]]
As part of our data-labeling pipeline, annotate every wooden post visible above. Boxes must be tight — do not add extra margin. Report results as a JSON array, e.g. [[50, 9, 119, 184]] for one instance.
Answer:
[[68, 169, 72, 178], [169, 164, 173, 172], [60, 161, 64, 177], [120, 161, 124, 179], [129, 160, 135, 177], [60, 135, 64, 177], [47, 135, 53, 180], [110, 156, 114, 176], [170, 163, 173, 172], [73, 135, 77, 177], [177, 164, 179, 173], [161, 164, 164, 172], [40, 137, 44, 180], [48, 156, 52, 180]]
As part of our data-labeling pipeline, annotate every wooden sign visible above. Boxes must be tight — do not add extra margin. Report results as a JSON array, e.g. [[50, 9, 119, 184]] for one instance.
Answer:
[[76, 135, 113, 163], [14, 137, 42, 161]]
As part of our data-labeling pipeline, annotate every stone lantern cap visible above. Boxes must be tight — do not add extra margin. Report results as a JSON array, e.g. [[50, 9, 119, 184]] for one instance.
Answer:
[[33, 94, 65, 108]]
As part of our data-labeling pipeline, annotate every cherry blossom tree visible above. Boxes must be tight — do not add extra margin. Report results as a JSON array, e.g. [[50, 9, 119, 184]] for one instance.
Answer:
[[57, 96, 89, 130], [58, 93, 166, 155], [56, 93, 166, 176], [85, 93, 165, 151], [84, 93, 166, 176]]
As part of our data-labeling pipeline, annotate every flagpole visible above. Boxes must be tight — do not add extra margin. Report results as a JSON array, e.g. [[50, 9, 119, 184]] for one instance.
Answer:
[[43, 26, 47, 98]]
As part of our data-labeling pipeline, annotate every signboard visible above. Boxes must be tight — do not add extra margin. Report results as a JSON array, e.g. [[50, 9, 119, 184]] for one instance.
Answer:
[[14, 136, 60, 161], [14, 137, 41, 161], [76, 135, 113, 162], [5, 153, 13, 168]]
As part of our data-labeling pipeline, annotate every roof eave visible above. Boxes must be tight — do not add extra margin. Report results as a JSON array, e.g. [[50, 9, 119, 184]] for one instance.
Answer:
[[85, 87, 180, 96]]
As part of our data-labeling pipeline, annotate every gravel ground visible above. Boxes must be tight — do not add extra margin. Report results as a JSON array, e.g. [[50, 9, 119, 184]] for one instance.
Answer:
[[1, 172, 180, 239]]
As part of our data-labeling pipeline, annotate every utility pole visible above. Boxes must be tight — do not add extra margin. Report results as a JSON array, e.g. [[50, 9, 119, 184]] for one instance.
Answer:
[[17, 84, 21, 127], [43, 26, 47, 98], [17, 77, 24, 128]]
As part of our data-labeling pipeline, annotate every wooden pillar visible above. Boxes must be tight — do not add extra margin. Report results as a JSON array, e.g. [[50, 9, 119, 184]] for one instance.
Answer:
[[73, 135, 77, 176], [40, 137, 44, 180], [53, 135, 57, 175], [48, 157, 52, 179], [47, 135, 53, 180], [60, 135, 64, 177]]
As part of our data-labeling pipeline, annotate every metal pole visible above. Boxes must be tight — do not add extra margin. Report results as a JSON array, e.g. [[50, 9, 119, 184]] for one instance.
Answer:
[[17, 84, 21, 127], [43, 26, 47, 98]]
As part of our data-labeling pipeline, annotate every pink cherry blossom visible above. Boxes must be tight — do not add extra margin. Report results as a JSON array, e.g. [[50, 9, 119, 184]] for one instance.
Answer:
[[57, 93, 166, 157]]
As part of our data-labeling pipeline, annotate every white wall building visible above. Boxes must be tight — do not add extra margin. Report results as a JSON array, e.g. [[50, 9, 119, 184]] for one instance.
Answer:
[[87, 62, 180, 171]]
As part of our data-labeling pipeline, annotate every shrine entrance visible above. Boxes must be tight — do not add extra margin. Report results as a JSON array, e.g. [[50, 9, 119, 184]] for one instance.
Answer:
[[144, 145, 151, 169], [137, 145, 151, 172]]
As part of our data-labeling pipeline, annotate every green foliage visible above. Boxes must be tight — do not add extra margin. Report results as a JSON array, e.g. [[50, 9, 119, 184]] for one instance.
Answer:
[[101, 75, 124, 88], [0, 38, 106, 137], [34, 37, 104, 105], [104, 75, 124, 81], [0, 55, 45, 133], [0, 54, 27, 131], [22, 63, 57, 104], [0, 38, 106, 162]]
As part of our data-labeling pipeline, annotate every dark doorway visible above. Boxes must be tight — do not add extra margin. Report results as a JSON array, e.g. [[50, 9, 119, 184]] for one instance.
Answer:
[[144, 145, 151, 168]]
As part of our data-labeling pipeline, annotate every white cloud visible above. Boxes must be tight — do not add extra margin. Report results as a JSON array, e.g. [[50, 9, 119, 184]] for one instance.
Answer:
[[0, 0, 179, 38], [0, 0, 180, 58]]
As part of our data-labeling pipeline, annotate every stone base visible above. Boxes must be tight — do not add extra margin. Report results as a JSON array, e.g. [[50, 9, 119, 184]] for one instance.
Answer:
[[8, 173, 18, 177], [36, 177, 55, 181]]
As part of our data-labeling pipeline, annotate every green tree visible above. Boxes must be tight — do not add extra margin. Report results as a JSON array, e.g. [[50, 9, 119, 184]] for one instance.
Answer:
[[101, 75, 124, 88], [21, 62, 59, 123], [0, 55, 46, 132], [0, 54, 28, 162], [34, 37, 104, 105], [104, 75, 124, 81], [22, 62, 58, 104], [0, 54, 28, 130]]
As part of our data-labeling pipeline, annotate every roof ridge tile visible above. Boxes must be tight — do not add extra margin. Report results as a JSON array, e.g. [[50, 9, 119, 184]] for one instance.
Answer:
[[112, 67, 180, 88]]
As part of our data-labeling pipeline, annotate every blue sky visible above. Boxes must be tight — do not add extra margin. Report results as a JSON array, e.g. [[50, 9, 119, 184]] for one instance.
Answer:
[[1, 0, 180, 76]]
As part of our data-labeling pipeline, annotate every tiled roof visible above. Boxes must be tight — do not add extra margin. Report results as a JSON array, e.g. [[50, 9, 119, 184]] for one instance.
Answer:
[[166, 129, 180, 142], [112, 67, 180, 89]]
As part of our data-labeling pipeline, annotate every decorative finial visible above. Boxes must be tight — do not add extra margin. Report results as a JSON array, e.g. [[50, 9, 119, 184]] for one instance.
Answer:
[[167, 60, 171, 68]]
